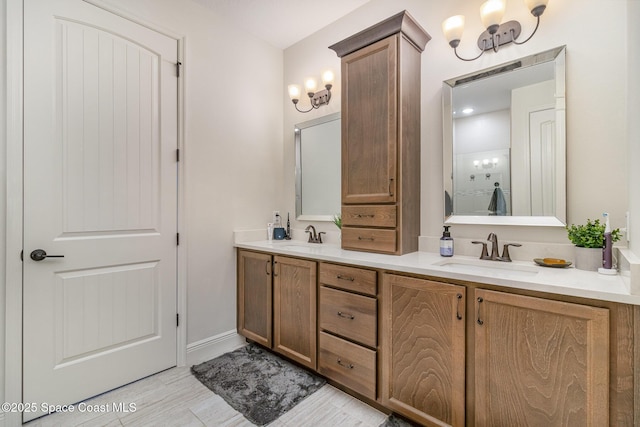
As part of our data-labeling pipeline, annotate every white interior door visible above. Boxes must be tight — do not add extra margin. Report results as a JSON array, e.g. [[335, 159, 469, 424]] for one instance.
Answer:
[[529, 108, 556, 216], [23, 0, 178, 421]]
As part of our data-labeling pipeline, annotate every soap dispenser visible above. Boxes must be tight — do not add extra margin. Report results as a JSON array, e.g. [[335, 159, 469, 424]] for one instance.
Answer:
[[440, 226, 454, 257]]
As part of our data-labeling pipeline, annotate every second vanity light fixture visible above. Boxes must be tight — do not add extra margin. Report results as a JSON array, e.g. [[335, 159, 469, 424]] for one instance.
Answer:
[[442, 0, 549, 62], [288, 70, 334, 113]]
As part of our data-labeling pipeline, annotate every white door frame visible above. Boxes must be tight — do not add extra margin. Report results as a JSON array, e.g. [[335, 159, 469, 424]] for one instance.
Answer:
[[4, 2, 188, 425]]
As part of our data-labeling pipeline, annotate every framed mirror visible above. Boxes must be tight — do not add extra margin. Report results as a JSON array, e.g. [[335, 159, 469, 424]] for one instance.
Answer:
[[295, 112, 341, 221], [443, 46, 566, 226]]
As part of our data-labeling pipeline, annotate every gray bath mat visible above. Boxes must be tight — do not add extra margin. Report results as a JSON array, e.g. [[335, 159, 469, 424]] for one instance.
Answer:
[[379, 414, 421, 427], [191, 344, 325, 426]]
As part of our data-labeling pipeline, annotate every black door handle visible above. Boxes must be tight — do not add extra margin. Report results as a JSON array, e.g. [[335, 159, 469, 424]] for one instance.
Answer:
[[30, 249, 64, 261]]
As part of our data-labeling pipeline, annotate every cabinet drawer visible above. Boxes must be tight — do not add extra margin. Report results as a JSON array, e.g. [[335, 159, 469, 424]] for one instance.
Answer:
[[341, 227, 396, 254], [319, 287, 377, 348], [342, 205, 396, 227], [319, 263, 377, 296], [318, 332, 376, 400]]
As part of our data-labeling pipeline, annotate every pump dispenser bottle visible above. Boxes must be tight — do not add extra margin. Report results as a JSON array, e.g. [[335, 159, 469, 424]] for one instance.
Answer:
[[598, 212, 616, 275], [440, 226, 454, 257]]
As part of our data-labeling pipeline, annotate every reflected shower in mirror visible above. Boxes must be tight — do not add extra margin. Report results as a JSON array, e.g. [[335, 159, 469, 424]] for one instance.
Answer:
[[295, 112, 341, 221], [443, 46, 566, 226]]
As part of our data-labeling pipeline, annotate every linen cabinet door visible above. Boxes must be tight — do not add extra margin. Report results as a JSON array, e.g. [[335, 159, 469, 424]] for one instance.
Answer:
[[474, 289, 610, 426], [237, 250, 273, 347], [273, 256, 317, 369], [381, 274, 466, 427], [341, 36, 397, 205]]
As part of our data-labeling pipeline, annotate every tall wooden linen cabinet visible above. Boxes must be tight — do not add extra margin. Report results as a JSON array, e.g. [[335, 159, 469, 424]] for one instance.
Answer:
[[329, 11, 430, 255]]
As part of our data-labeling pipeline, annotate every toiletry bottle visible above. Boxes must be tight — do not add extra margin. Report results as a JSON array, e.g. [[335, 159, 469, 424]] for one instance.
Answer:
[[440, 226, 454, 257], [602, 212, 613, 269], [267, 223, 274, 242]]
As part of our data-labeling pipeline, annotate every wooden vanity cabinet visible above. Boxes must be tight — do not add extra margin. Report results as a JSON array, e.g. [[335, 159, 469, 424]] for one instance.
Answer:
[[273, 255, 317, 370], [380, 273, 466, 427], [237, 250, 273, 347], [237, 250, 317, 370], [329, 11, 430, 255], [318, 262, 378, 400], [239, 249, 636, 424], [472, 289, 610, 426]]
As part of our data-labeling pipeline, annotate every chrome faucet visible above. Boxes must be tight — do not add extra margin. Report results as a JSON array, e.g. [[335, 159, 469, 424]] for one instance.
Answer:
[[305, 225, 325, 244], [472, 233, 522, 262]]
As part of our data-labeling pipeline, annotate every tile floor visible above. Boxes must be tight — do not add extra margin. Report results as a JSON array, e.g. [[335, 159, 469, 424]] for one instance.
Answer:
[[25, 366, 388, 427]]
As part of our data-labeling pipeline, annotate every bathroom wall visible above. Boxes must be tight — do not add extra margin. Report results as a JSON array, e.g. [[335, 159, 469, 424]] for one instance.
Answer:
[[283, 0, 631, 254], [629, 0, 640, 252]]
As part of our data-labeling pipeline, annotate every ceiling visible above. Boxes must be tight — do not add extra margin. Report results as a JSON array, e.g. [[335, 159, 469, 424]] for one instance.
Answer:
[[191, 0, 371, 49]]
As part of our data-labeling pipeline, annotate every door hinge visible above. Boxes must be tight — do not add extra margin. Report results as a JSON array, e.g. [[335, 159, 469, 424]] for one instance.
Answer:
[[176, 313, 180, 327], [20, 250, 23, 261], [177, 233, 180, 246], [176, 61, 182, 77], [176, 148, 180, 162]]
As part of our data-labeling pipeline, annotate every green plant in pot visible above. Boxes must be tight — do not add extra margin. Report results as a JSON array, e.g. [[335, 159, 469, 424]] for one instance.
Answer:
[[566, 219, 620, 271]]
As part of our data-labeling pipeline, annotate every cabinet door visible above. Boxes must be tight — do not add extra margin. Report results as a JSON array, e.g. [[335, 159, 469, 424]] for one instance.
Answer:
[[474, 289, 609, 426], [381, 274, 466, 427], [237, 250, 272, 347], [273, 256, 317, 369], [341, 35, 397, 204]]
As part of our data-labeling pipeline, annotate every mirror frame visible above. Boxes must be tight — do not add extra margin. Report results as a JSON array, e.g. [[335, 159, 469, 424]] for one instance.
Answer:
[[442, 46, 566, 227], [295, 112, 341, 221]]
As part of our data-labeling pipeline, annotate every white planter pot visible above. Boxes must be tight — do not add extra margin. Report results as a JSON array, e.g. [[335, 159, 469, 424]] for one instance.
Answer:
[[574, 246, 602, 271]]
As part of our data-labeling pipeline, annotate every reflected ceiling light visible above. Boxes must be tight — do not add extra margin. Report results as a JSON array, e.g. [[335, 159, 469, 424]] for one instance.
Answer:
[[442, 0, 549, 61], [288, 69, 334, 113], [462, 107, 474, 114]]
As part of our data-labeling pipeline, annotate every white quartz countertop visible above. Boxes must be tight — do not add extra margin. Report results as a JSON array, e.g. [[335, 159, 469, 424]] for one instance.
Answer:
[[235, 240, 639, 306]]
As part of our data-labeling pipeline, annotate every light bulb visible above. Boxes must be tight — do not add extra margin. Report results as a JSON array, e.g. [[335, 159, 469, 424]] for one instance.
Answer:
[[288, 84, 301, 101], [524, 0, 548, 17], [442, 15, 465, 48], [304, 78, 317, 95], [480, 0, 505, 33], [322, 70, 334, 87]]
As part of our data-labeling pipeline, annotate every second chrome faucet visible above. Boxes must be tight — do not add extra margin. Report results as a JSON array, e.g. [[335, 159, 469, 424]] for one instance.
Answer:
[[472, 233, 521, 262]]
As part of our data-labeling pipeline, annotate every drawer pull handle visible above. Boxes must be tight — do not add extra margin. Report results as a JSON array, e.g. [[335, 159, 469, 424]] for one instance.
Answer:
[[355, 214, 375, 218], [337, 274, 355, 282], [477, 297, 484, 325], [337, 358, 354, 369], [358, 236, 375, 241], [337, 311, 355, 320], [456, 293, 463, 320]]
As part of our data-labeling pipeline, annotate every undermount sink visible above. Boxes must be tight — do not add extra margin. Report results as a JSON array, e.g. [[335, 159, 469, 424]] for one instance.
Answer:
[[433, 258, 539, 277]]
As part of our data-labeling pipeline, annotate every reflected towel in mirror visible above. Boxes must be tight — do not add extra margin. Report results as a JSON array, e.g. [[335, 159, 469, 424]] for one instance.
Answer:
[[488, 185, 506, 216]]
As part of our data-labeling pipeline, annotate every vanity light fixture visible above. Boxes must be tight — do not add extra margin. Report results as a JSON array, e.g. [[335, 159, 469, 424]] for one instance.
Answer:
[[288, 70, 334, 113], [474, 158, 499, 169], [442, 0, 549, 62]]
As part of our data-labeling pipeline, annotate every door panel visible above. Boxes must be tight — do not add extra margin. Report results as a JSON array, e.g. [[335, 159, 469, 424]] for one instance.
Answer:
[[23, 0, 178, 421], [341, 36, 397, 204]]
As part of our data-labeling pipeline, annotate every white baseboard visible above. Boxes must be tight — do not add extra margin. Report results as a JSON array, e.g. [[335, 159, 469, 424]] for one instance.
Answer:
[[186, 330, 246, 366]]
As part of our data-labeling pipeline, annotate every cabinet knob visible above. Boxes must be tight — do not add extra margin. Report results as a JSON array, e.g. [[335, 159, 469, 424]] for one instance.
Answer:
[[337, 358, 354, 369], [477, 297, 484, 325], [337, 311, 355, 320]]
